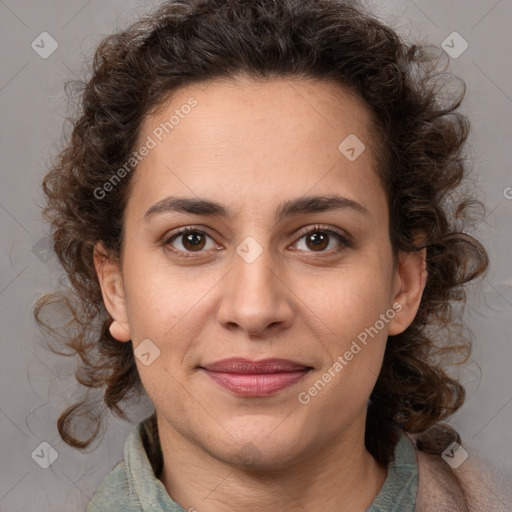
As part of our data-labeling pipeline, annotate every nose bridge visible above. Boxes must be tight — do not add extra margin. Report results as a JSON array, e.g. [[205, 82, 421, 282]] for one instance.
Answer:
[[217, 233, 292, 335], [232, 233, 279, 300]]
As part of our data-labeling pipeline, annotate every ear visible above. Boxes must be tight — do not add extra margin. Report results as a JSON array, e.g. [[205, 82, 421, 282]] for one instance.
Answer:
[[93, 242, 131, 342], [388, 233, 428, 336]]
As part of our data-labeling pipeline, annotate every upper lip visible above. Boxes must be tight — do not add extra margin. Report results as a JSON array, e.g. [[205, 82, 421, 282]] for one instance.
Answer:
[[201, 358, 311, 374]]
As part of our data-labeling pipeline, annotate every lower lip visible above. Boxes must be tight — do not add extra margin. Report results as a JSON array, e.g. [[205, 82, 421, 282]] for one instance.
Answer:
[[202, 369, 310, 397]]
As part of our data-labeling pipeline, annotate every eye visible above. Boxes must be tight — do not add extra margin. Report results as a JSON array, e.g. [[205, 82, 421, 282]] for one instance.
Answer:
[[162, 224, 351, 259], [292, 224, 351, 254], [163, 227, 219, 258]]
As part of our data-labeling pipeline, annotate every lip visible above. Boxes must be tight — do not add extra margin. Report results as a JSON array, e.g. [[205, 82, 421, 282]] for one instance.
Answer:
[[200, 358, 312, 397], [201, 357, 310, 373]]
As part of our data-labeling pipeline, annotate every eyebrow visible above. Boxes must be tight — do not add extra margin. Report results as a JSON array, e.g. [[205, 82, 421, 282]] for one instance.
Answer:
[[143, 194, 370, 222]]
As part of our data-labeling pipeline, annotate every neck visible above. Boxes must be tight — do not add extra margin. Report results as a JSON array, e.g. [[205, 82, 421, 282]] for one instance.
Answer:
[[157, 412, 388, 512]]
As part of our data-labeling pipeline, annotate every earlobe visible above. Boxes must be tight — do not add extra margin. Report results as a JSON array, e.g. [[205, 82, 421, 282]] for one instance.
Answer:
[[93, 242, 131, 342], [388, 245, 427, 336], [109, 320, 131, 342]]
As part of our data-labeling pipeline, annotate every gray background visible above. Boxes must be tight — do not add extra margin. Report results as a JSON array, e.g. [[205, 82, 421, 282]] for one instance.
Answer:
[[1, 0, 511, 510]]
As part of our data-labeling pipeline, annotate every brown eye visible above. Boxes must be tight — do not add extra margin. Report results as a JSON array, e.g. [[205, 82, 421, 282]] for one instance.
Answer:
[[304, 231, 329, 251], [180, 231, 206, 251], [294, 225, 351, 254], [163, 227, 217, 258]]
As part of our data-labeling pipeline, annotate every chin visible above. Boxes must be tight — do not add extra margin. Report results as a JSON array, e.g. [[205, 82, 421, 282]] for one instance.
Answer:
[[210, 422, 309, 471], [222, 444, 303, 473]]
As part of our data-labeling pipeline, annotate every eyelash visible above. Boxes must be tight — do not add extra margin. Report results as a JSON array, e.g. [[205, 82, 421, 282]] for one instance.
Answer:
[[162, 224, 352, 259]]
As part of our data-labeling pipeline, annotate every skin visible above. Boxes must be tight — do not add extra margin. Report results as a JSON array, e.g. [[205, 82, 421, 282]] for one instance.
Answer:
[[95, 75, 427, 512]]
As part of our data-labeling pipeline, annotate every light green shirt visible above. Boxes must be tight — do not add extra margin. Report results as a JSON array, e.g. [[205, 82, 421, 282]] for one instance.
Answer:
[[86, 414, 418, 511]]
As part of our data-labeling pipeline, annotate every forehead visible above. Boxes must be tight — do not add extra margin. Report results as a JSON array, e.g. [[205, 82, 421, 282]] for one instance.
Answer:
[[127, 76, 386, 223], [143, 75, 376, 152]]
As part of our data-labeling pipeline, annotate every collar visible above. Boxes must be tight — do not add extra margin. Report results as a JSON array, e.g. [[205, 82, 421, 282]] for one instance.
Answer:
[[124, 414, 418, 511]]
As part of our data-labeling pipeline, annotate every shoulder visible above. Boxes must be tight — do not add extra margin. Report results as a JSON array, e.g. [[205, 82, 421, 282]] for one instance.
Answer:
[[86, 460, 142, 512], [414, 443, 512, 512]]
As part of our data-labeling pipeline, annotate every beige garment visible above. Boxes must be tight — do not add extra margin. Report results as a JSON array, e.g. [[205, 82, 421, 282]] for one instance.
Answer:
[[414, 446, 512, 512]]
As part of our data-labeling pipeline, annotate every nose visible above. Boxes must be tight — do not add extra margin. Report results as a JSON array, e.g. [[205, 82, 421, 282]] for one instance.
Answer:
[[216, 240, 294, 337]]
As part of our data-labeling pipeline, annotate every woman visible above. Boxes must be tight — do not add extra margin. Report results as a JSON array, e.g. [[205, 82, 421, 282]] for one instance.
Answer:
[[35, 0, 511, 510]]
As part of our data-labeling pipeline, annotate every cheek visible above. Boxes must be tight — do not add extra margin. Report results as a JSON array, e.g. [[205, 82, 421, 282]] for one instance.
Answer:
[[121, 247, 241, 398], [121, 250, 218, 341], [303, 280, 390, 418], [306, 261, 392, 335], [301, 258, 393, 392]]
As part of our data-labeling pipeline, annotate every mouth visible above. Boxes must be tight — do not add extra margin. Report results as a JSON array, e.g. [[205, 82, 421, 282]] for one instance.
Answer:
[[199, 358, 313, 397]]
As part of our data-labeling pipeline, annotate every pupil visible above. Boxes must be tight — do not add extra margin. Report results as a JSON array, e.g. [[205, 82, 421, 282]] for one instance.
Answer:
[[308, 232, 328, 250], [184, 232, 205, 251]]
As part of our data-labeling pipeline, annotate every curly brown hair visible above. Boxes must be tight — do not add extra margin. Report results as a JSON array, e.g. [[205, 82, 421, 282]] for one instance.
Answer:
[[35, 0, 488, 507]]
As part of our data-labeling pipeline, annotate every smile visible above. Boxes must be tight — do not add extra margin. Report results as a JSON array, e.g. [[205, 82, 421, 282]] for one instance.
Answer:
[[202, 369, 311, 396], [200, 357, 313, 397]]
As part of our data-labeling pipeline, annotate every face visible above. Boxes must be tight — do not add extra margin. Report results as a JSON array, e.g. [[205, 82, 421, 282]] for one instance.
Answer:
[[96, 75, 426, 469]]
